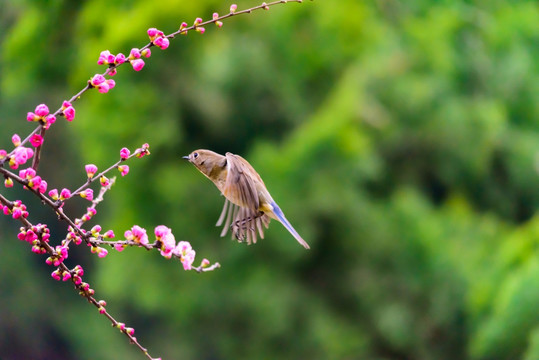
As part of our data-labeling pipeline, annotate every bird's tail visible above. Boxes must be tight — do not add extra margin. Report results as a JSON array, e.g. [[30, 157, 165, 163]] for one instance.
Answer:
[[271, 202, 310, 249]]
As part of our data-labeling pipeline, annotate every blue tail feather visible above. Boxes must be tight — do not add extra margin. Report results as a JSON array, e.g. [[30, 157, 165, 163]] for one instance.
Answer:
[[271, 202, 310, 249]]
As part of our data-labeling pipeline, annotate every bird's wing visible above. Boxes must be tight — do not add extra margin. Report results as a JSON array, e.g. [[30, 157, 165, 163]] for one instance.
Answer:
[[216, 198, 270, 245], [223, 153, 260, 211]]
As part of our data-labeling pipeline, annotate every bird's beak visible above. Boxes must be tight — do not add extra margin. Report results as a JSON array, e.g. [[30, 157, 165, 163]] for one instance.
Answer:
[[182, 155, 190, 161]]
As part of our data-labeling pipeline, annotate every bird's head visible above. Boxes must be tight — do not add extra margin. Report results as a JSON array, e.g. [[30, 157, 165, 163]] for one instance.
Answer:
[[183, 149, 227, 178]]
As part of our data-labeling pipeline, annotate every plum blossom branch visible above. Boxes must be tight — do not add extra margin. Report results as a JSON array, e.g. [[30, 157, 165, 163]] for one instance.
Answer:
[[0, 1, 309, 358]]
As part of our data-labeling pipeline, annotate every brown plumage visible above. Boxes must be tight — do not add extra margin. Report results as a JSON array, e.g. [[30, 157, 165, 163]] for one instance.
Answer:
[[183, 149, 310, 249]]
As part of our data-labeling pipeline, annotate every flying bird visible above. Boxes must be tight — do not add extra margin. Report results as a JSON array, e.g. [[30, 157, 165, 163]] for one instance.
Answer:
[[183, 149, 310, 249]]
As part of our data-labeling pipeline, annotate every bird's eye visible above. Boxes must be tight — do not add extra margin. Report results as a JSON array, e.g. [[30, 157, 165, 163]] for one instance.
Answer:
[[193, 152, 198, 159]]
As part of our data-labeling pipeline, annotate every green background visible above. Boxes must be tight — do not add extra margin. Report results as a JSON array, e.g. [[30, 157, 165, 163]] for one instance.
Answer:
[[1, 0, 539, 359]]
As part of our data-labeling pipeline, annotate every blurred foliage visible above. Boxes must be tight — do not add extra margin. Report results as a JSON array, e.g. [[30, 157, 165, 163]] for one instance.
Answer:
[[1, 0, 539, 359]]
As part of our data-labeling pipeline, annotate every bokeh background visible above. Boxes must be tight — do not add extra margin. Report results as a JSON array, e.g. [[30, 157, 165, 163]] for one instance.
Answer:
[[1, 0, 539, 359]]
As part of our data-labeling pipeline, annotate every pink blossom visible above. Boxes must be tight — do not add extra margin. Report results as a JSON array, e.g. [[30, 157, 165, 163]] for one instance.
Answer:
[[97, 81, 110, 94], [12, 134, 21, 147], [30, 134, 43, 147], [4, 177, 13, 188], [136, 143, 150, 158], [80, 188, 94, 201], [27, 112, 38, 122], [118, 165, 129, 176], [10, 146, 34, 168], [130, 58, 145, 71], [91, 225, 102, 235], [85, 164, 98, 178], [129, 48, 141, 59], [148, 28, 159, 39], [44, 114, 56, 128], [91, 74, 106, 85], [35, 104, 49, 117], [0, 149, 6, 160], [51, 270, 61, 281], [115, 53, 126, 65], [107, 79, 116, 90], [155, 225, 176, 258], [194, 17, 203, 26], [49, 188, 59, 200], [38, 179, 47, 194], [153, 36, 169, 50], [100, 176, 110, 187], [155, 225, 171, 239], [63, 106, 75, 121], [97, 50, 112, 65], [179, 22, 188, 34], [141, 48, 151, 58], [19, 167, 36, 179], [114, 243, 126, 252], [201, 258, 210, 267], [60, 188, 72, 200], [73, 265, 84, 276], [230, 4, 237, 13], [104, 230, 115, 238], [120, 147, 130, 160], [62, 271, 72, 281], [97, 247, 108, 258], [125, 225, 149, 245], [173, 241, 196, 270]]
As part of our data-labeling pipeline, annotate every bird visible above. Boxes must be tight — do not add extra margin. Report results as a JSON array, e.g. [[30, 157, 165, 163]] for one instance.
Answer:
[[183, 149, 310, 249]]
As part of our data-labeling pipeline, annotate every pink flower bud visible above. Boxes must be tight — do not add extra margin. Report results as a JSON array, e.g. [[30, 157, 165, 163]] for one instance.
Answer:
[[114, 243, 126, 252], [30, 134, 43, 147], [12, 134, 21, 147], [130, 59, 145, 71], [230, 4, 237, 13], [115, 53, 126, 65], [49, 188, 59, 200], [194, 17, 202, 26], [4, 178, 13, 188], [120, 147, 130, 160], [104, 230, 115, 238], [63, 106, 75, 121], [118, 165, 129, 176], [51, 270, 61, 281], [90, 74, 106, 86], [213, 12, 219, 20], [106, 79, 115, 90], [38, 179, 48, 194], [91, 225, 102, 234], [60, 188, 72, 200], [147, 28, 159, 38], [85, 164, 98, 178], [100, 176, 110, 187], [80, 188, 94, 201], [179, 22, 188, 34], [141, 48, 151, 58], [97, 247, 108, 258], [154, 36, 170, 50], [62, 271, 72, 281], [27, 112, 38, 122], [44, 114, 56, 126], [97, 82, 110, 94], [129, 48, 141, 59], [35, 104, 49, 117]]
